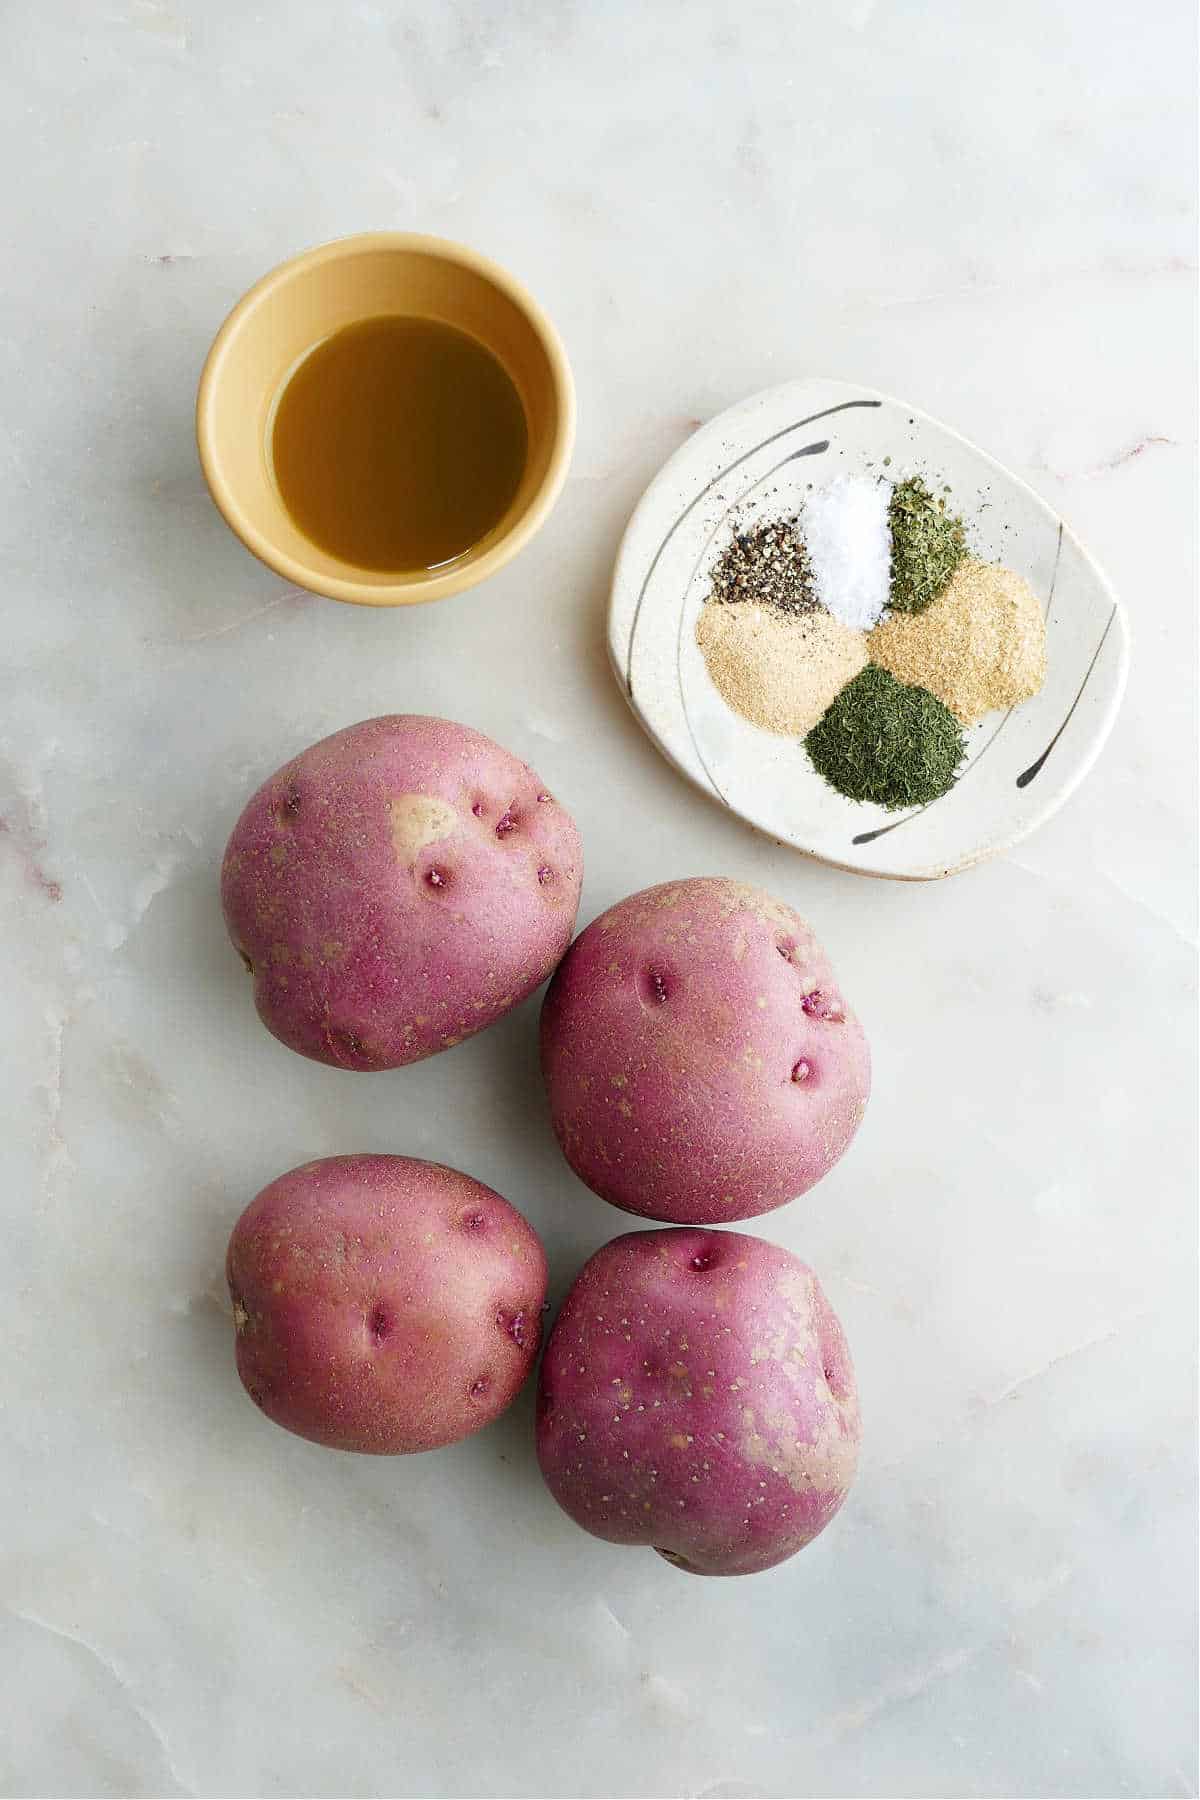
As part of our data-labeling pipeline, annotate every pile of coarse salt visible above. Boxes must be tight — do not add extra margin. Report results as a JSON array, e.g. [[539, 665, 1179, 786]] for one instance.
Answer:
[[802, 476, 891, 631]]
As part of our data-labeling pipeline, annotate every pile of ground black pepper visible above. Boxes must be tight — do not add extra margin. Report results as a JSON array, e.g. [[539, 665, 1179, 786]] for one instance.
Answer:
[[708, 518, 818, 616]]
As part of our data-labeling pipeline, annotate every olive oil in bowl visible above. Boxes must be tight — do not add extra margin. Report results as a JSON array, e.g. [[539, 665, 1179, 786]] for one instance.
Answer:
[[270, 315, 528, 574]]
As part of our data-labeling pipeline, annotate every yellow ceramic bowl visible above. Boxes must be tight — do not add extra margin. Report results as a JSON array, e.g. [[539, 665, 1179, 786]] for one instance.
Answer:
[[196, 232, 575, 606]]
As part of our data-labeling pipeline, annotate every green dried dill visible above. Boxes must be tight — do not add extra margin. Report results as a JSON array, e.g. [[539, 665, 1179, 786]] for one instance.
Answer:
[[805, 666, 965, 809], [887, 476, 967, 613]]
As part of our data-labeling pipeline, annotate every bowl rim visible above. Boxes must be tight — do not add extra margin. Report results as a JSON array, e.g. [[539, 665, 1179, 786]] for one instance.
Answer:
[[195, 230, 576, 607]]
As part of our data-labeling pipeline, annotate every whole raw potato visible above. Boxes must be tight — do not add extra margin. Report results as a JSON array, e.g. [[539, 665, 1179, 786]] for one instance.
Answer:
[[536, 1228, 860, 1576], [539, 878, 870, 1223], [226, 1155, 548, 1453], [222, 715, 583, 1070]]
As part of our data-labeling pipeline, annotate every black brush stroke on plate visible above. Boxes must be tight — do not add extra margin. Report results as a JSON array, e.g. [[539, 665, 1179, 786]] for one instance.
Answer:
[[1017, 602, 1117, 788]]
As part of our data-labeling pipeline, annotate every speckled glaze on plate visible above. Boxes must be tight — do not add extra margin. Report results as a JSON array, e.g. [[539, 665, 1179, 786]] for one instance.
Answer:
[[608, 379, 1129, 880]]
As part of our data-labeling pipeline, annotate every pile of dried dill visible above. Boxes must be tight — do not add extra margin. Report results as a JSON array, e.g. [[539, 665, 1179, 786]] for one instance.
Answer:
[[805, 666, 965, 810]]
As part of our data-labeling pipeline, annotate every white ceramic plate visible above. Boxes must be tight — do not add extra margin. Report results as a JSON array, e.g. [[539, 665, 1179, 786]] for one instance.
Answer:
[[608, 379, 1129, 880]]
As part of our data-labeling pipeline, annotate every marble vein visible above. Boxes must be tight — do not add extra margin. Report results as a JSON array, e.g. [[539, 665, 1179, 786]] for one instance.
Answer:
[[5, 1607, 192, 1798]]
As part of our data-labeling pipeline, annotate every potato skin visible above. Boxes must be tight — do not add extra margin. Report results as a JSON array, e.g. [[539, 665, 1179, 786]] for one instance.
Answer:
[[539, 878, 870, 1223], [535, 1228, 860, 1576], [221, 715, 582, 1070], [226, 1155, 548, 1454]]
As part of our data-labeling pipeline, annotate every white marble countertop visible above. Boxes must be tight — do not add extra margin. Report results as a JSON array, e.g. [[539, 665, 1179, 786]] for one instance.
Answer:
[[1, 3, 1195, 1796]]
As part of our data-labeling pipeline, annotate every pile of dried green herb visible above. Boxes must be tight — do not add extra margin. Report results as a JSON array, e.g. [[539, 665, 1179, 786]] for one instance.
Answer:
[[805, 665, 965, 809], [887, 477, 966, 614], [709, 518, 818, 616]]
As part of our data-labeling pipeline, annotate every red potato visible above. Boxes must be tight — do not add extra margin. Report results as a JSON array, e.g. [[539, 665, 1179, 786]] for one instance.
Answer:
[[226, 1155, 547, 1453], [536, 1228, 860, 1576], [221, 715, 582, 1071], [539, 878, 870, 1224]]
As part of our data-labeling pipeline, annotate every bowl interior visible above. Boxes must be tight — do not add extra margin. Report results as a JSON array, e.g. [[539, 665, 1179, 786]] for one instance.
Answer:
[[199, 238, 568, 600]]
